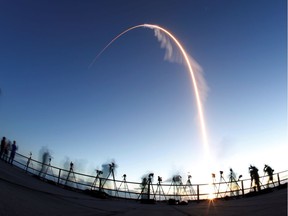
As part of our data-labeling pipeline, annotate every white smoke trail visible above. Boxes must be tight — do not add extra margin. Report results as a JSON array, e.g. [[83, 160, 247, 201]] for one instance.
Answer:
[[188, 55, 209, 103], [153, 28, 209, 103], [154, 29, 180, 63]]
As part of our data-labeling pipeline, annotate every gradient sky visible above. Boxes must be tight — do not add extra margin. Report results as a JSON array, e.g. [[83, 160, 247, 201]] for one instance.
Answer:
[[0, 0, 287, 184]]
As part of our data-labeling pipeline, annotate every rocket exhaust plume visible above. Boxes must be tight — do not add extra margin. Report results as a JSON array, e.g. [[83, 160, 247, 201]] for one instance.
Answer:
[[89, 24, 209, 157]]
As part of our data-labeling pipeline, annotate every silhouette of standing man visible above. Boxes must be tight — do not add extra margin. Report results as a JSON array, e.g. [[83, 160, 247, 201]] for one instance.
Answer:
[[0, 137, 6, 159], [249, 165, 261, 191], [264, 164, 275, 187], [8, 140, 17, 164]]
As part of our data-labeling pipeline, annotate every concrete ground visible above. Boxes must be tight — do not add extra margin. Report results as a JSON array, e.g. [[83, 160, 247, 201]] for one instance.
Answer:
[[0, 161, 287, 216]]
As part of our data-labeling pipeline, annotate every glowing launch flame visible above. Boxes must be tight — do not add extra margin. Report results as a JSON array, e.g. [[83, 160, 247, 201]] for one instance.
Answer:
[[89, 24, 209, 155]]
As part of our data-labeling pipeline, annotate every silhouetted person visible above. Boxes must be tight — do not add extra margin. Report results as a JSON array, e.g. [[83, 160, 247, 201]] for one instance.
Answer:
[[38, 151, 50, 177], [264, 164, 275, 187], [8, 140, 17, 164], [3, 140, 11, 162], [249, 165, 261, 191], [0, 137, 6, 159]]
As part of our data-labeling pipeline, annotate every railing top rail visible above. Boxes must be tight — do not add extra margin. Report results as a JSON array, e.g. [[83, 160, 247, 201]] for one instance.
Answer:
[[14, 152, 288, 187]]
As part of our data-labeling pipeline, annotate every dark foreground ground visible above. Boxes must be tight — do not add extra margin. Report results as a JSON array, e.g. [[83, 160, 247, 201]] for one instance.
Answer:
[[0, 161, 287, 216]]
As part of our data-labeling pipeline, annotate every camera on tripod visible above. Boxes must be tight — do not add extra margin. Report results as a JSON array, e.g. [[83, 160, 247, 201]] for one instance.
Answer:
[[220, 171, 223, 175], [96, 170, 103, 175], [148, 173, 154, 179], [109, 162, 115, 169], [158, 176, 162, 182]]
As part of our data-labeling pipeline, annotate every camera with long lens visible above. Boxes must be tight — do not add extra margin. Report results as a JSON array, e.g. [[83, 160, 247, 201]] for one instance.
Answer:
[[148, 173, 154, 178]]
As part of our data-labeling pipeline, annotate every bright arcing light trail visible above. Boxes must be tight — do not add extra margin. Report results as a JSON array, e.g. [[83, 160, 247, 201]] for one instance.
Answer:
[[90, 24, 209, 156]]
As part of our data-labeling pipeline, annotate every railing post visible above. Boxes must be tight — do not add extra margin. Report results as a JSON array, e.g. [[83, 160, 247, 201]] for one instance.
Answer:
[[277, 173, 281, 186], [197, 184, 199, 201], [58, 169, 62, 185], [241, 180, 244, 196]]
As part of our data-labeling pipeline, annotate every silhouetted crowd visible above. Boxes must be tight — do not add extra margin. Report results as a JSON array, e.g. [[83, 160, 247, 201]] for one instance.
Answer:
[[0, 135, 277, 192], [0, 136, 18, 164]]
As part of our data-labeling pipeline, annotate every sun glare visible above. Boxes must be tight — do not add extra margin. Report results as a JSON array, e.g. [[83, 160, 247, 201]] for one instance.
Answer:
[[207, 183, 216, 200]]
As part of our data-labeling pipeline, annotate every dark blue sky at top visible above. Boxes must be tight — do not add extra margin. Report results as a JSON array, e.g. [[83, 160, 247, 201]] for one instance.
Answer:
[[0, 0, 286, 181]]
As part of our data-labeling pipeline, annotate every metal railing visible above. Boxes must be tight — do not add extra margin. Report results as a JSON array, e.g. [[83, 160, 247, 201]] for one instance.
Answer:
[[7, 152, 288, 201]]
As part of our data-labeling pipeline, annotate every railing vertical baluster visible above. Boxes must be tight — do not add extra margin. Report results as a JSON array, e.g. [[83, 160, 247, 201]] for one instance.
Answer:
[[277, 173, 281, 186], [197, 184, 199, 201], [241, 180, 244, 196], [58, 169, 62, 185]]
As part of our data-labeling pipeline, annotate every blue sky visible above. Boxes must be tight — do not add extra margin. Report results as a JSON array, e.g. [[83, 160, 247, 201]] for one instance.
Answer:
[[0, 0, 286, 183]]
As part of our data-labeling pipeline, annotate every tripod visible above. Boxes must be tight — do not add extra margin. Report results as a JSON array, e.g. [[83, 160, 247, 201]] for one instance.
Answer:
[[217, 171, 230, 198], [138, 173, 155, 200], [101, 163, 118, 196], [117, 174, 131, 198], [91, 170, 103, 190], [249, 177, 264, 192], [212, 173, 217, 190], [154, 176, 166, 201], [168, 175, 183, 200], [42, 158, 57, 182], [65, 162, 78, 188], [228, 170, 241, 196], [250, 178, 264, 192], [210, 173, 218, 199], [184, 175, 196, 200]]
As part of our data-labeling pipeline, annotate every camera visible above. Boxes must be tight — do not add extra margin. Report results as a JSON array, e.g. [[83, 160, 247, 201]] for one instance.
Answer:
[[96, 170, 103, 175], [220, 171, 223, 175], [158, 176, 162, 182]]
